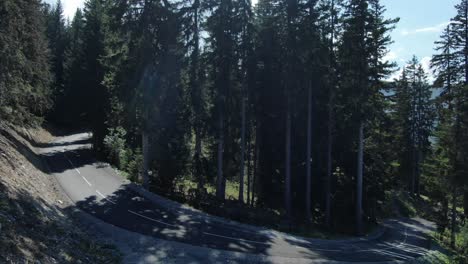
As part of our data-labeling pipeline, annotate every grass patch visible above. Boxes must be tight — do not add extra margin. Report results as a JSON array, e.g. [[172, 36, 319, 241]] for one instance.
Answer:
[[382, 190, 437, 220], [175, 178, 251, 202], [409, 250, 453, 264], [430, 226, 468, 263]]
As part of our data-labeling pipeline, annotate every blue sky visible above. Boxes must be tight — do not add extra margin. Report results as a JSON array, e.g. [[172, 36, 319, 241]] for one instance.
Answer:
[[381, 0, 460, 81], [47, 0, 459, 81]]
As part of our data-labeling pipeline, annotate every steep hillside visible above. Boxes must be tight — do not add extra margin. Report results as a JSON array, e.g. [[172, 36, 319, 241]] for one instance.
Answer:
[[0, 123, 120, 263]]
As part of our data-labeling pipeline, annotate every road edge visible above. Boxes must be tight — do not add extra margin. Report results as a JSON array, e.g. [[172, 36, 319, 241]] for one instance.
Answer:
[[125, 181, 388, 245], [71, 206, 403, 264]]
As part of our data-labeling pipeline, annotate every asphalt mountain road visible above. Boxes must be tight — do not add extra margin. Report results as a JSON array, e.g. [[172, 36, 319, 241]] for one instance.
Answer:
[[41, 132, 435, 263]]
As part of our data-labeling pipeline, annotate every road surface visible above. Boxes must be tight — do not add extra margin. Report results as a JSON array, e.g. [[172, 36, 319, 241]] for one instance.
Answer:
[[42, 132, 434, 263]]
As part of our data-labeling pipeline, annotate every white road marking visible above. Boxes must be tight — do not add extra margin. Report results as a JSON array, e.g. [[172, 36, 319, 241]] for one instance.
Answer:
[[96, 190, 116, 204], [64, 154, 81, 174], [357, 227, 411, 253], [82, 176, 92, 186], [370, 249, 411, 260], [203, 231, 270, 245], [55, 138, 423, 260], [128, 209, 178, 227]]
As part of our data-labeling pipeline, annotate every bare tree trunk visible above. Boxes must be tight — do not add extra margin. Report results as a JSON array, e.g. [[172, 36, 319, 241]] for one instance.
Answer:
[[247, 127, 252, 205], [356, 121, 364, 235], [239, 97, 246, 203], [142, 131, 150, 189], [216, 109, 225, 200], [411, 145, 416, 194], [325, 0, 336, 229], [325, 91, 333, 227], [443, 198, 449, 240], [305, 84, 312, 221], [192, 0, 204, 191], [194, 128, 203, 189], [325, 112, 333, 228], [251, 127, 259, 207], [285, 96, 292, 223], [416, 149, 422, 197]]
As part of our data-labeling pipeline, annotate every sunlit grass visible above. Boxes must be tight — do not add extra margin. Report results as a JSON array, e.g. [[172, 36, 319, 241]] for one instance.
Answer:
[[175, 177, 252, 202]]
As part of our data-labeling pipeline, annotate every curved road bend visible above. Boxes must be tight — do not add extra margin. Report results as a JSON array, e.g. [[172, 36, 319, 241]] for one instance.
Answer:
[[42, 132, 434, 263]]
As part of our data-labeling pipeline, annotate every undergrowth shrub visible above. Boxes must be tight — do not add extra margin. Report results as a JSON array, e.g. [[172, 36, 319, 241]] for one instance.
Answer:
[[104, 127, 142, 181]]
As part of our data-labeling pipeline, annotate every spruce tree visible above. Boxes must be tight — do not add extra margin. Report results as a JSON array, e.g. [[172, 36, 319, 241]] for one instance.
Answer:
[[46, 0, 66, 101], [0, 0, 52, 125], [82, 0, 108, 152]]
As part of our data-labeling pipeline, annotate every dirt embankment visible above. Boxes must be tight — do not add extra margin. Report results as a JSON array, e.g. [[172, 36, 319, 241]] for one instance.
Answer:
[[0, 123, 120, 263]]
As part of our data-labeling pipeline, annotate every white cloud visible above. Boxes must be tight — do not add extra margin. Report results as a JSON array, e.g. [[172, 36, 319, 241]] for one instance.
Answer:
[[62, 0, 85, 20], [387, 68, 403, 82], [382, 47, 405, 64], [400, 22, 450, 36], [45, 0, 85, 20]]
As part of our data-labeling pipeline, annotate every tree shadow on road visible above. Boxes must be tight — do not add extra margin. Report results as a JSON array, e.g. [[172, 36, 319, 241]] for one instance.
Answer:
[[23, 128, 435, 263]]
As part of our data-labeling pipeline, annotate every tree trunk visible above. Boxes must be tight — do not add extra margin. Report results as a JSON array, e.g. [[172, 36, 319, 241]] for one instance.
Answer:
[[443, 198, 449, 238], [325, 90, 333, 228], [325, 0, 336, 229], [194, 128, 203, 190], [416, 149, 422, 197], [142, 131, 150, 189], [239, 97, 246, 203], [251, 126, 259, 207], [305, 84, 312, 221], [285, 96, 292, 223], [411, 145, 416, 195], [356, 121, 364, 235], [247, 127, 253, 206], [216, 108, 225, 200], [192, 0, 204, 191]]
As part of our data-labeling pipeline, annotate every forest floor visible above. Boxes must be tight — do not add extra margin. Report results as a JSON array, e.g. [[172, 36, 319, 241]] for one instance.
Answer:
[[151, 177, 381, 240], [0, 123, 121, 263]]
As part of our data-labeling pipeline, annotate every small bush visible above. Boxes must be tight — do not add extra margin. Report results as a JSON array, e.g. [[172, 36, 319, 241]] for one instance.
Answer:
[[104, 127, 142, 182], [103, 127, 128, 170], [455, 224, 468, 262], [126, 148, 143, 182]]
